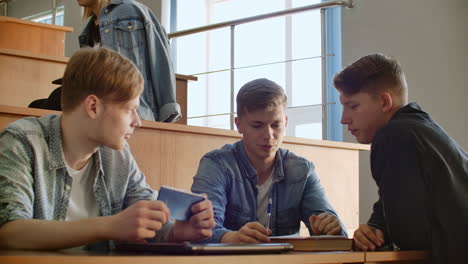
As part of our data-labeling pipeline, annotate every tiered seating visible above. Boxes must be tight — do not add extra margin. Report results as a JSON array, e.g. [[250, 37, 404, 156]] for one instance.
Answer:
[[0, 16, 195, 125]]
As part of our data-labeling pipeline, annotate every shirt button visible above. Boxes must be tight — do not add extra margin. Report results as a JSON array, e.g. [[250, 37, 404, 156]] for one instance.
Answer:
[[104, 9, 109, 13], [128, 25, 133, 29], [65, 185, 71, 191], [104, 29, 109, 33]]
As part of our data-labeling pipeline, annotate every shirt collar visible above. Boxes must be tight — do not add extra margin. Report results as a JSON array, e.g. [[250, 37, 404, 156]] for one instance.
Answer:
[[48, 114, 104, 176], [234, 140, 286, 183], [107, 0, 125, 7], [391, 102, 426, 120], [94, 148, 105, 177], [48, 114, 66, 170]]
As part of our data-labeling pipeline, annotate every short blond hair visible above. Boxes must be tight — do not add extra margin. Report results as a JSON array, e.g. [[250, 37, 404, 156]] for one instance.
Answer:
[[61, 47, 143, 112], [82, 0, 111, 20]]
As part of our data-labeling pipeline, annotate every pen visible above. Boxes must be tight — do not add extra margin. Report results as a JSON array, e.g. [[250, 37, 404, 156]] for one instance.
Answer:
[[266, 197, 272, 230]]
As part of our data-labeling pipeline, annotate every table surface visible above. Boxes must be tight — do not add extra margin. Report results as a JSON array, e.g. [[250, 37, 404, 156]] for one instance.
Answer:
[[0, 249, 429, 264]]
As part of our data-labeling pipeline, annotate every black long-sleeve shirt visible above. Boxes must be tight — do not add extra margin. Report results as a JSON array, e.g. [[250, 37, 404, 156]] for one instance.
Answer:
[[368, 102, 468, 263]]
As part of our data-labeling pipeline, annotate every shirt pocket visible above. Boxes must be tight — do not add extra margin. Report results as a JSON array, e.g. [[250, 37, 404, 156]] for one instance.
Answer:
[[276, 207, 301, 235], [114, 19, 145, 50], [224, 204, 252, 230]]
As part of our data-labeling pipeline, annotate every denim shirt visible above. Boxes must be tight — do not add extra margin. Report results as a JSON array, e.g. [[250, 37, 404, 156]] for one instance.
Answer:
[[79, 0, 181, 122], [0, 114, 172, 251], [191, 141, 347, 242]]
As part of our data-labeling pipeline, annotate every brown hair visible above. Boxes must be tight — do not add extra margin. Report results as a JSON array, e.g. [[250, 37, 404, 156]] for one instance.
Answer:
[[82, 0, 111, 20], [61, 47, 143, 112], [333, 53, 407, 97], [236, 78, 287, 117]]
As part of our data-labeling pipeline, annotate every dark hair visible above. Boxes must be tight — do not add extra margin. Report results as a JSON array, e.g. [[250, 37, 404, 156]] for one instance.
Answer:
[[333, 53, 407, 97], [61, 47, 143, 112], [236, 78, 287, 117]]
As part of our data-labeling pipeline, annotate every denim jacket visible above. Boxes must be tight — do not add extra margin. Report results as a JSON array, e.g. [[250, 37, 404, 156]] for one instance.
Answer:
[[0, 114, 172, 251], [191, 141, 347, 242], [79, 0, 181, 122]]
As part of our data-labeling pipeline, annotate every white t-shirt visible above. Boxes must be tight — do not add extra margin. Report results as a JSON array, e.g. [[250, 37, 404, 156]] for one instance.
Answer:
[[65, 160, 100, 221], [256, 174, 274, 228]]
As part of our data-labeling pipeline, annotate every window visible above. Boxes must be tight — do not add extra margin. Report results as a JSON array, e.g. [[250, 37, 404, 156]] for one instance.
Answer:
[[23, 6, 64, 26], [170, 0, 342, 141]]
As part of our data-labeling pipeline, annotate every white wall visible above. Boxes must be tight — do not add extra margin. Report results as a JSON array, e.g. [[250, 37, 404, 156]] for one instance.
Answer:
[[341, 0, 468, 223]]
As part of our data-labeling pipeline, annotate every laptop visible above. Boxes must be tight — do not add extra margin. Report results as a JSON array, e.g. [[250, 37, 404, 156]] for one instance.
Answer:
[[115, 242, 294, 255]]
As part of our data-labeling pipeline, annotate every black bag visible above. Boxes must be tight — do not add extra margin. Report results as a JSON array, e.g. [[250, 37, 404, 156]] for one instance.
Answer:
[[28, 78, 62, 111]]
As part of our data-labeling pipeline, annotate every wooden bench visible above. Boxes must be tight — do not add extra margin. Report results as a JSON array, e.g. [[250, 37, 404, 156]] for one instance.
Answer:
[[0, 16, 195, 125]]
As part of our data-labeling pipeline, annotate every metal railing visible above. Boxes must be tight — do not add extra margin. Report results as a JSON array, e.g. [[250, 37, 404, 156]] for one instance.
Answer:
[[168, 0, 354, 134], [168, 1, 353, 39]]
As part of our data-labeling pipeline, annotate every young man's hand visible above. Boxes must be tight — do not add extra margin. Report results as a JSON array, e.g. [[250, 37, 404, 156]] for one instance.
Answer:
[[353, 224, 385, 251], [221, 222, 271, 244], [309, 212, 342, 235], [171, 197, 215, 242], [107, 200, 170, 241]]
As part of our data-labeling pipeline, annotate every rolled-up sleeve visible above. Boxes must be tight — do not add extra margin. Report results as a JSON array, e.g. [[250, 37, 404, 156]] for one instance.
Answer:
[[121, 147, 157, 207], [0, 130, 35, 224], [119, 146, 175, 241]]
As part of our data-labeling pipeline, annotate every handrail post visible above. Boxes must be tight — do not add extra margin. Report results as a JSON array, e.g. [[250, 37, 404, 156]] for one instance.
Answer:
[[51, 0, 56, 25], [320, 8, 327, 140], [230, 25, 235, 130]]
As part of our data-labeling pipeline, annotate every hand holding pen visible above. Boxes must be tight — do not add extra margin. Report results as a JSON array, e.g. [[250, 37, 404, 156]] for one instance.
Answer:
[[220, 198, 272, 244], [220, 222, 271, 243]]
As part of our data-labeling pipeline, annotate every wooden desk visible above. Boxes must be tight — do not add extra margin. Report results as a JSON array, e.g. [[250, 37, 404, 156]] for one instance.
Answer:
[[0, 16, 73, 57], [365, 251, 430, 264], [0, 250, 429, 264], [0, 250, 365, 264]]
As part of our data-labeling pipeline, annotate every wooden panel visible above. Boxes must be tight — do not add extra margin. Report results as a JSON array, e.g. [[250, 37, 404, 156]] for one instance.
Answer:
[[0, 16, 73, 57], [0, 51, 65, 108], [283, 143, 359, 234], [174, 74, 197, 125], [0, 105, 369, 234]]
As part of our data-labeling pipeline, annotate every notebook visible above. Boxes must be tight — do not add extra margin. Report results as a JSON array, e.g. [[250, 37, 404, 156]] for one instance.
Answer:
[[115, 242, 294, 255], [157, 185, 205, 221]]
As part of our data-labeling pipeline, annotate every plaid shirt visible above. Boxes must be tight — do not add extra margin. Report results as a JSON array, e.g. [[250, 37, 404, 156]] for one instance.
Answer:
[[0, 114, 171, 250]]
